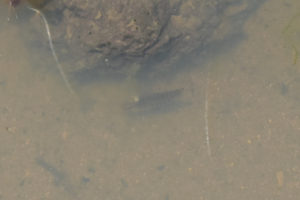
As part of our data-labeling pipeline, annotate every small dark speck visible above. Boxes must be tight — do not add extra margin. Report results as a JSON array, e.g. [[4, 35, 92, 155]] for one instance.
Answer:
[[88, 167, 96, 173], [81, 177, 90, 184], [121, 178, 128, 188], [19, 179, 25, 186], [157, 165, 165, 171], [280, 83, 288, 95], [0, 81, 5, 86]]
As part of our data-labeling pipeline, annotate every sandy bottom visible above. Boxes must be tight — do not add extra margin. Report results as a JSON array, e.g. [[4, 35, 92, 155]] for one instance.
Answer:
[[0, 0, 299, 199]]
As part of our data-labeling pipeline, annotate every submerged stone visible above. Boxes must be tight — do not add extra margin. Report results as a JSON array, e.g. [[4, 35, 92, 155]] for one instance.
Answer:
[[31, 0, 265, 80]]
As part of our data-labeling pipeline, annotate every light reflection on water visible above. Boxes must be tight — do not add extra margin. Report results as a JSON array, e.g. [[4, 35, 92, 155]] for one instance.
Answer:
[[0, 1, 300, 200]]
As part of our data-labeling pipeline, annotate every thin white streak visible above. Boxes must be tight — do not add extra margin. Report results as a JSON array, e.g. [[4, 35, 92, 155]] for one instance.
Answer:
[[28, 7, 74, 94], [204, 76, 211, 157]]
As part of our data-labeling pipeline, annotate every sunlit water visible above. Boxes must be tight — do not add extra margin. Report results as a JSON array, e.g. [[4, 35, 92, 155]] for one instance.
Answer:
[[0, 1, 299, 200]]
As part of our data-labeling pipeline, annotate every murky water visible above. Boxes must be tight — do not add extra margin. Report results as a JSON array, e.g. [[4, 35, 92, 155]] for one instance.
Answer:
[[0, 1, 299, 200]]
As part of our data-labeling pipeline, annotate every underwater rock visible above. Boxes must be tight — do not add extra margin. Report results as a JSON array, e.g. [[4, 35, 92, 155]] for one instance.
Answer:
[[36, 0, 265, 80]]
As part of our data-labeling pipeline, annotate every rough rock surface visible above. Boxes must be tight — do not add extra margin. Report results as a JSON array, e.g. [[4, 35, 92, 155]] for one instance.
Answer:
[[33, 0, 265, 80]]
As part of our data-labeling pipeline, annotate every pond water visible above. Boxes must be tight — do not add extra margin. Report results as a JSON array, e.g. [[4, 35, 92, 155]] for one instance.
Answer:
[[0, 0, 299, 200]]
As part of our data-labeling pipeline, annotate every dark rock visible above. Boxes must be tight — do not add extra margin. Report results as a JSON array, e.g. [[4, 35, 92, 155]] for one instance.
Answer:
[[35, 0, 265, 80]]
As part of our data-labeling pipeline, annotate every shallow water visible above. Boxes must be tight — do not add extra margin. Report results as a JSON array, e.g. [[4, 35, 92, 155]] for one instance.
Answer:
[[0, 1, 300, 200]]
